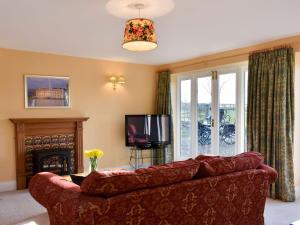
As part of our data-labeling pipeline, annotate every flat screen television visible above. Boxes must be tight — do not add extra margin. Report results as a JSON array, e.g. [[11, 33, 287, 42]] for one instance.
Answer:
[[125, 115, 170, 149]]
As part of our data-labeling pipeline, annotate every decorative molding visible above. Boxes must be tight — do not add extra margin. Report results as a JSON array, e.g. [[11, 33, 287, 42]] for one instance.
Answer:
[[0, 181, 16, 192]]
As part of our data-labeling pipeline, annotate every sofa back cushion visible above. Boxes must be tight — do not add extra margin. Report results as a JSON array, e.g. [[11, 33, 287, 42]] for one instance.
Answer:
[[195, 154, 220, 162], [81, 159, 200, 197], [194, 152, 264, 178]]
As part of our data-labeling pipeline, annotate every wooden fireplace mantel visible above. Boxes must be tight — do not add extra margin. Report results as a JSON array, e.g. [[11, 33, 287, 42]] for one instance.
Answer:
[[10, 117, 89, 190], [10, 117, 89, 124]]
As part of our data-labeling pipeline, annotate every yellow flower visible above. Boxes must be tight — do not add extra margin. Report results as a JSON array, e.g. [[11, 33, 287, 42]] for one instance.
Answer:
[[84, 149, 104, 159]]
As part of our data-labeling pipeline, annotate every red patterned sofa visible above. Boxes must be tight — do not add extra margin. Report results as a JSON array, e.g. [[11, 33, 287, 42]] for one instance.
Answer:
[[29, 152, 277, 225]]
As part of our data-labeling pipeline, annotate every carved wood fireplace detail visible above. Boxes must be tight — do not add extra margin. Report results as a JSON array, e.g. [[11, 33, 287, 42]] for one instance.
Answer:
[[10, 118, 89, 190]]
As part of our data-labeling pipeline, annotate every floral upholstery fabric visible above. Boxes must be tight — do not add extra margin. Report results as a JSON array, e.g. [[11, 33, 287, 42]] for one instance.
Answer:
[[29, 164, 277, 225], [195, 155, 220, 162], [195, 152, 264, 178], [81, 159, 199, 197]]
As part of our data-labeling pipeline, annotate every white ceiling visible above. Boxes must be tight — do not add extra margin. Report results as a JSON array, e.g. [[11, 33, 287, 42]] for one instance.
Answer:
[[0, 0, 299, 65]]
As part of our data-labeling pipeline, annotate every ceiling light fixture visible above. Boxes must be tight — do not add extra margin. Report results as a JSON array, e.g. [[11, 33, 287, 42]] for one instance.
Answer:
[[106, 0, 174, 52], [122, 3, 157, 52]]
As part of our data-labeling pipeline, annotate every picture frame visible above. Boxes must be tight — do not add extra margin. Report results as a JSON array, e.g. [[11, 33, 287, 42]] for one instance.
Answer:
[[24, 75, 70, 108]]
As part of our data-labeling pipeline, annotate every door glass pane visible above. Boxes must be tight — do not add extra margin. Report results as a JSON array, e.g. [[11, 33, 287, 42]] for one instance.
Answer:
[[180, 80, 192, 157], [197, 77, 212, 155], [219, 73, 236, 156]]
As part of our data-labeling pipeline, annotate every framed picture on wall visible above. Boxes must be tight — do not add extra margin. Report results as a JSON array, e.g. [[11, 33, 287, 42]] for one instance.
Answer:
[[24, 75, 70, 108]]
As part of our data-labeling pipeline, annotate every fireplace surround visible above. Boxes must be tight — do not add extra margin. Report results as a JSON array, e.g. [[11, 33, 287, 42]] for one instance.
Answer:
[[10, 117, 89, 189]]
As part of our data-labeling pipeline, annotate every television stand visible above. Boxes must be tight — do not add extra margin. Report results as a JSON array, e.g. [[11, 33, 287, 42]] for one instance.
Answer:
[[129, 146, 164, 169]]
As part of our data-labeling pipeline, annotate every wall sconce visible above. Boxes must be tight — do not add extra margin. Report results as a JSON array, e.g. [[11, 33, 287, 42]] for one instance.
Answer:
[[109, 76, 126, 90]]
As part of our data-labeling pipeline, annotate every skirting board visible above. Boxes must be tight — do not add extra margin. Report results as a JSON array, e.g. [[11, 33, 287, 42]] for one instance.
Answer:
[[0, 180, 16, 192]]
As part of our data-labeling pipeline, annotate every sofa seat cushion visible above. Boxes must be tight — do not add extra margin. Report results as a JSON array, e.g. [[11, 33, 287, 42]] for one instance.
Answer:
[[81, 159, 200, 197], [194, 152, 264, 178]]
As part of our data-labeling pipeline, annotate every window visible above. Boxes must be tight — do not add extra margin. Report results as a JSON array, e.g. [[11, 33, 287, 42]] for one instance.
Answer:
[[176, 66, 248, 160]]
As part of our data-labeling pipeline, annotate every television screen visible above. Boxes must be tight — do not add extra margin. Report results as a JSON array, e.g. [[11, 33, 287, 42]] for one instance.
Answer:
[[125, 115, 170, 148]]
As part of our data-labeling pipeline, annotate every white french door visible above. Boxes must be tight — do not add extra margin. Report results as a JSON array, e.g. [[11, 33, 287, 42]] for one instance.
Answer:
[[176, 66, 247, 160]]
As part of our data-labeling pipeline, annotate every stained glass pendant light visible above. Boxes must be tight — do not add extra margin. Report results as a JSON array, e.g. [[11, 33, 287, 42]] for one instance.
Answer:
[[122, 4, 158, 52]]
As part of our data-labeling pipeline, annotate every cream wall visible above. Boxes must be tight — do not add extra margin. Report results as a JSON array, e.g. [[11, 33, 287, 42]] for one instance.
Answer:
[[0, 48, 157, 184], [294, 52, 300, 186]]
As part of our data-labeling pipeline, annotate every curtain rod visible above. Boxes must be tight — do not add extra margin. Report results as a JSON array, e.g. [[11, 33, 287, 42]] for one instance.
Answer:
[[249, 45, 293, 56]]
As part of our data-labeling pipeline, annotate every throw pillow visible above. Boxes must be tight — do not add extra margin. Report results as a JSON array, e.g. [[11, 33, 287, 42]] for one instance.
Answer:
[[194, 151, 264, 178]]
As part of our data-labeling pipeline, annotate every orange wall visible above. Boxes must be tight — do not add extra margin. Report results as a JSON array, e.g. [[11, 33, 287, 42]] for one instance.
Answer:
[[1, 39, 299, 187], [0, 48, 157, 182]]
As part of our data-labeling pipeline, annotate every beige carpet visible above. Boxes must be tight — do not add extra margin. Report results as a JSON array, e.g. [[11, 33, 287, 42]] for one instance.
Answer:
[[0, 188, 299, 225], [0, 190, 48, 225], [264, 187, 300, 225]]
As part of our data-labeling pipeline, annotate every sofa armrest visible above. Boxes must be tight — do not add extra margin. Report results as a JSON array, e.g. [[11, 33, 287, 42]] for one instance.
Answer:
[[29, 172, 110, 225], [29, 172, 81, 208], [258, 164, 278, 183]]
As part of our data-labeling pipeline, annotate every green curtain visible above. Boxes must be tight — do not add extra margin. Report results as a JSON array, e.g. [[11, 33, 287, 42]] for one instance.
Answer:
[[247, 47, 295, 202], [154, 71, 173, 164]]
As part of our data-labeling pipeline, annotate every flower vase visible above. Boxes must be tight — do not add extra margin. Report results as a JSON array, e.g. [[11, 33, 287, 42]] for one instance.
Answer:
[[90, 157, 98, 172]]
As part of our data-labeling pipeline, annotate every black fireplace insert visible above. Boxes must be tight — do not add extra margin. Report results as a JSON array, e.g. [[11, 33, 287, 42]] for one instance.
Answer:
[[32, 149, 72, 175]]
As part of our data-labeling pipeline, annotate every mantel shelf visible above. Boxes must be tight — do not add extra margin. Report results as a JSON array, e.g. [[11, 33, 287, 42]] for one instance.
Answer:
[[10, 117, 89, 124]]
